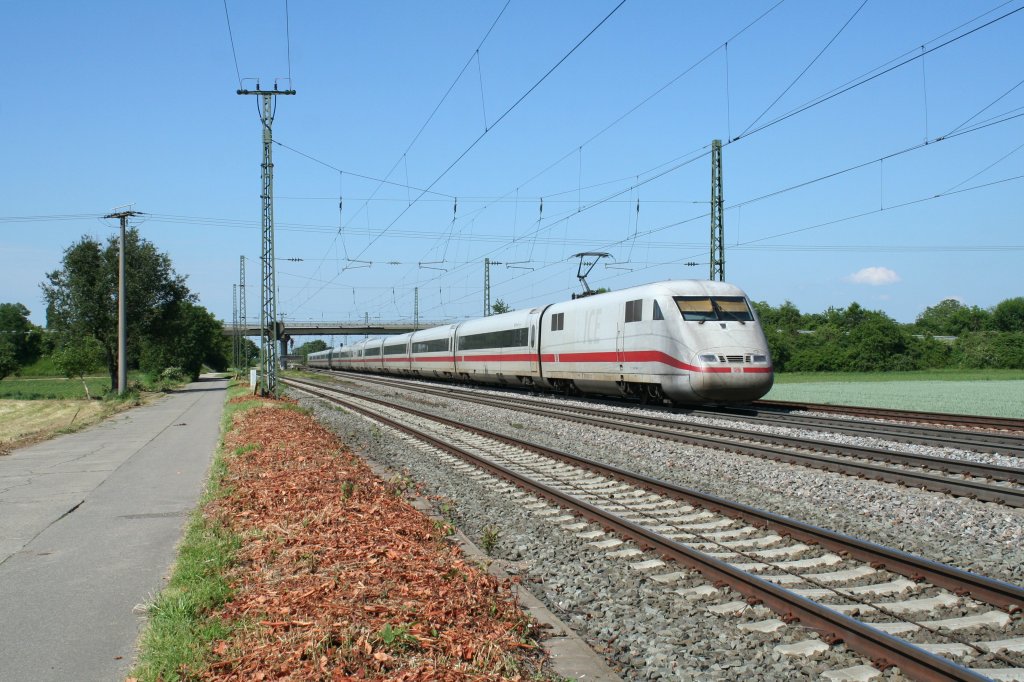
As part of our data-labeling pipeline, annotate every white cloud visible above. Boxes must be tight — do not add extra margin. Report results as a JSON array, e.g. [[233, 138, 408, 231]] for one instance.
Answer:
[[846, 266, 901, 286]]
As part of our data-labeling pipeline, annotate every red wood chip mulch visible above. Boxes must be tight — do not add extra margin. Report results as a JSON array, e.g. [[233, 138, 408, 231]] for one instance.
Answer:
[[202, 401, 540, 681]]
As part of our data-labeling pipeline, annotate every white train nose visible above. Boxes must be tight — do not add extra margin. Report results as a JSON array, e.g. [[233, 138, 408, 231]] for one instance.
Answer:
[[689, 351, 773, 402]]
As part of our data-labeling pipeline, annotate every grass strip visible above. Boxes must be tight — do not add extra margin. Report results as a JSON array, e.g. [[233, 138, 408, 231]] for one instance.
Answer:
[[129, 383, 273, 681]]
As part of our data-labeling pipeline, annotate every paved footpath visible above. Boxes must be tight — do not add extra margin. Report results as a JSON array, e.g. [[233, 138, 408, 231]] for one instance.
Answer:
[[0, 376, 228, 681]]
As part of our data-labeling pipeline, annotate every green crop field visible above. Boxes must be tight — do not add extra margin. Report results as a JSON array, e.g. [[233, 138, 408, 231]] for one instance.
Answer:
[[0, 376, 112, 400], [765, 372, 1024, 418]]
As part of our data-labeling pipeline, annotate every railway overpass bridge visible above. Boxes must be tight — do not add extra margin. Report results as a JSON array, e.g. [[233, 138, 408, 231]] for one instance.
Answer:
[[224, 320, 455, 338], [222, 320, 458, 360]]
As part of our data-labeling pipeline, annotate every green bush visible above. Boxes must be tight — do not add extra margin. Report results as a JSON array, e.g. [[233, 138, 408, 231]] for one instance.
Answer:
[[951, 332, 1024, 369]]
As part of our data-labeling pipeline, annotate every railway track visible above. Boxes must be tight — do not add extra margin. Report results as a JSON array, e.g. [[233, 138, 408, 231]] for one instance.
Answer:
[[754, 401, 1024, 434], [694, 405, 1024, 456], [283, 377, 1024, 681], [295, 373, 1024, 508]]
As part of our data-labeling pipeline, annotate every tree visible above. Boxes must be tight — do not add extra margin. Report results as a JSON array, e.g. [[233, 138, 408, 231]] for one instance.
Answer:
[[239, 338, 258, 368], [491, 299, 511, 315], [293, 339, 328, 361], [0, 345, 17, 382], [53, 337, 104, 399], [751, 300, 802, 331], [915, 299, 989, 336], [0, 303, 44, 379], [41, 229, 192, 391], [992, 297, 1024, 333], [139, 301, 229, 380]]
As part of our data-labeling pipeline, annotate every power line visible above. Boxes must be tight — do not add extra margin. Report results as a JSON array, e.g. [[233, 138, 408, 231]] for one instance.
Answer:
[[273, 140, 455, 198], [357, 110, 1024, 311], [740, 0, 869, 136], [370, 0, 1020, 288], [289, 0, 630, 312], [222, 0, 243, 88], [945, 76, 1024, 137], [6, 108, 1021, 241], [273, 0, 783, 285], [284, 0, 293, 85], [734, 4, 1024, 141], [283, 0, 514, 311]]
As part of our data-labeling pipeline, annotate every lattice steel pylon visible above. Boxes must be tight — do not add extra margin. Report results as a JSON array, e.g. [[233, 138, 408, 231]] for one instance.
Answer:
[[238, 84, 295, 394], [414, 287, 419, 330], [239, 255, 247, 369], [484, 258, 490, 316], [232, 284, 240, 371], [710, 139, 725, 282]]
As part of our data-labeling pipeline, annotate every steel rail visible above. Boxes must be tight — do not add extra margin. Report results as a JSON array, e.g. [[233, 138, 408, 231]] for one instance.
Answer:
[[435, 387, 1024, 484], [284, 377, 1024, 609], [295, 373, 1024, 506], [755, 400, 1024, 433], [307, 369, 1024, 456], [696, 405, 1024, 456], [285, 377, 1011, 682], [304, 368, 1024, 454]]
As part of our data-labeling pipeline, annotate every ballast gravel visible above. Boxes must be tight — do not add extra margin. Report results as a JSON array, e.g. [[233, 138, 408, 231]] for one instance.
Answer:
[[296, 394, 911, 681], [290, 376, 1023, 679], [330, 378, 1024, 585]]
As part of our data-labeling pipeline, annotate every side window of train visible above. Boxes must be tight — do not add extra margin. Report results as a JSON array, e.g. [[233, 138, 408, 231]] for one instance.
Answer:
[[530, 325, 535, 347], [551, 312, 564, 331], [625, 299, 642, 323], [653, 300, 664, 320]]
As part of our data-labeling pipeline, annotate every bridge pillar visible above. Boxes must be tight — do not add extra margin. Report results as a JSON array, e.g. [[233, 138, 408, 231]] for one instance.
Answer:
[[279, 334, 291, 368]]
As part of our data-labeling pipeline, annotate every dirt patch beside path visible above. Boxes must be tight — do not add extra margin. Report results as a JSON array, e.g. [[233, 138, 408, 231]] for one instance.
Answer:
[[203, 402, 544, 680]]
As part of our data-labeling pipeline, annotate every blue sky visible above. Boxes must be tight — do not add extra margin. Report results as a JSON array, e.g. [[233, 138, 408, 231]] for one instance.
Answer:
[[2, 0, 1022, 331]]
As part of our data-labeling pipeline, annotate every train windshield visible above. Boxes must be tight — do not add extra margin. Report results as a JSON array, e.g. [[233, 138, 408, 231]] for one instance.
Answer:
[[674, 296, 754, 322]]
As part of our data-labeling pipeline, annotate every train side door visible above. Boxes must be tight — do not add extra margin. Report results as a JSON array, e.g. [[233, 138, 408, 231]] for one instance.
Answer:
[[615, 306, 625, 369], [450, 329, 458, 373], [527, 308, 540, 374]]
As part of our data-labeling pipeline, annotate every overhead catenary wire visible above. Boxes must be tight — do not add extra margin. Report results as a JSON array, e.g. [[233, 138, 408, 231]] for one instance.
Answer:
[[339, 107, 1024, 314], [734, 4, 1024, 141], [413, 171, 1024, 317], [287, 0, 1020, 302], [273, 0, 784, 292], [285, 0, 293, 85], [406, 5, 1024, 288], [282, 0, 513, 310], [289, 0, 630, 312], [740, 0, 870, 137], [303, 2, 1024, 318], [7, 108, 1021, 249], [411, 0, 786, 258], [222, 0, 243, 88], [945, 76, 1024, 137]]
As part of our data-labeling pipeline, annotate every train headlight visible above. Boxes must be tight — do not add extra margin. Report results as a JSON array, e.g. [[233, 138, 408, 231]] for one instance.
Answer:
[[753, 355, 767, 363], [699, 354, 718, 363]]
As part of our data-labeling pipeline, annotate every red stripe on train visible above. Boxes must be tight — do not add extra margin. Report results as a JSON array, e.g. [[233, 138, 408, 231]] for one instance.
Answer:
[[334, 350, 770, 373]]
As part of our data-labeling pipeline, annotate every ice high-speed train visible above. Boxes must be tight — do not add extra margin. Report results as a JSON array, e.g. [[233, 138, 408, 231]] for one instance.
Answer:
[[307, 280, 773, 404]]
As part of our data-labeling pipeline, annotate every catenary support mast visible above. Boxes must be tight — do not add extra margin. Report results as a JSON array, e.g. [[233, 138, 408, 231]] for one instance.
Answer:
[[232, 284, 240, 370], [484, 258, 491, 316], [710, 139, 725, 281], [239, 255, 247, 368], [237, 84, 295, 394]]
